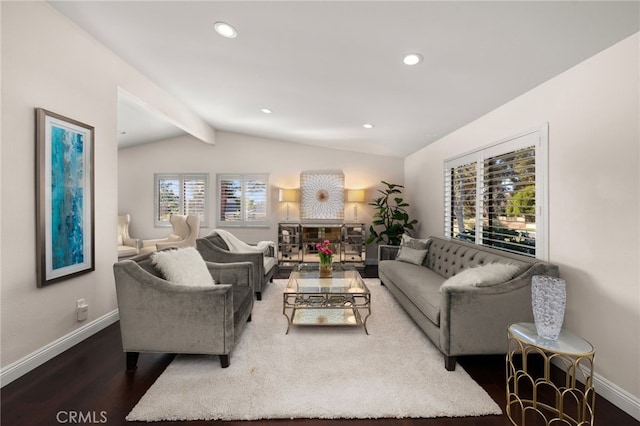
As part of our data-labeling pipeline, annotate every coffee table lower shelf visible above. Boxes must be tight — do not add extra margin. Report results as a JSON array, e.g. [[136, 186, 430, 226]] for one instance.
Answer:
[[283, 294, 371, 334]]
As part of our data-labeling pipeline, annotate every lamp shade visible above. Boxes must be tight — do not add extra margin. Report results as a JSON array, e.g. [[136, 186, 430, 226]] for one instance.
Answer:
[[278, 189, 298, 203], [347, 189, 365, 203]]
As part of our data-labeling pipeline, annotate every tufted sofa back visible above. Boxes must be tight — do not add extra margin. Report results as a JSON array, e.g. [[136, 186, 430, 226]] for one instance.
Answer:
[[426, 236, 534, 279]]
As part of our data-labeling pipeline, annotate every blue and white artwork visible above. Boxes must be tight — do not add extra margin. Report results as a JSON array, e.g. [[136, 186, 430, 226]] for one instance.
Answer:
[[37, 109, 94, 286], [50, 125, 85, 269]]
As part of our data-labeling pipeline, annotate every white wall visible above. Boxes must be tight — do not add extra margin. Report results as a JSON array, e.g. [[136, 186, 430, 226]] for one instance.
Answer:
[[405, 33, 640, 403], [1, 1, 215, 371], [118, 131, 404, 261]]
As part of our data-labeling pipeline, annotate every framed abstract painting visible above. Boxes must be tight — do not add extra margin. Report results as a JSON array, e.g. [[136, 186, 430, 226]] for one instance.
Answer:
[[36, 108, 95, 287], [300, 170, 345, 220]]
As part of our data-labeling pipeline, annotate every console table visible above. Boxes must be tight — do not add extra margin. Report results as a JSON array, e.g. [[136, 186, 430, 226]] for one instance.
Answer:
[[506, 323, 595, 426], [277, 223, 365, 267]]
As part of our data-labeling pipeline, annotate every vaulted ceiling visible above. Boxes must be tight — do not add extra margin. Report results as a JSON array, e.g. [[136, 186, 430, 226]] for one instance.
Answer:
[[51, 1, 639, 157]]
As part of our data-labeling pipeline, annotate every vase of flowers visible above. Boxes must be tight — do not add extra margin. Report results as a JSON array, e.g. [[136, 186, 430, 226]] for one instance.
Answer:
[[317, 239, 334, 278]]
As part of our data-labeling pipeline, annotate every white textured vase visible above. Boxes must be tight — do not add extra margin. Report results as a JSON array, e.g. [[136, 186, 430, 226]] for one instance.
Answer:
[[531, 275, 566, 340]]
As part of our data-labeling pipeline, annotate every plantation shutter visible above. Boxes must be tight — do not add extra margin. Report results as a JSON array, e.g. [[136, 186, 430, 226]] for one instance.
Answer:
[[217, 174, 269, 226], [243, 175, 267, 223], [183, 176, 207, 223], [218, 176, 242, 223], [443, 124, 548, 259], [444, 159, 478, 240], [482, 146, 536, 256], [157, 178, 180, 222], [155, 173, 209, 227]]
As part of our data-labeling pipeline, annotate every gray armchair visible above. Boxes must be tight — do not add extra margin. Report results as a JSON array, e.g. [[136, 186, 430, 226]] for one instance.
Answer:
[[113, 252, 254, 370], [196, 233, 276, 300]]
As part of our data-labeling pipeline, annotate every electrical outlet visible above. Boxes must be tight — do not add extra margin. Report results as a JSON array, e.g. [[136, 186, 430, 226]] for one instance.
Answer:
[[76, 298, 89, 322]]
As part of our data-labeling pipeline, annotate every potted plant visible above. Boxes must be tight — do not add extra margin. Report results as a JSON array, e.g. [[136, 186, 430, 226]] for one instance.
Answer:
[[366, 181, 418, 246], [316, 239, 334, 277]]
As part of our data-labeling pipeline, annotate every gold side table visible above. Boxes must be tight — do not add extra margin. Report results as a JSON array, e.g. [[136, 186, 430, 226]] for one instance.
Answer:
[[506, 323, 595, 426]]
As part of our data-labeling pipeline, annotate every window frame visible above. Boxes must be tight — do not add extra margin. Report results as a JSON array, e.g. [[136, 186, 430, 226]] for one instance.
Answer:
[[154, 173, 209, 228], [444, 124, 549, 260], [216, 173, 270, 227]]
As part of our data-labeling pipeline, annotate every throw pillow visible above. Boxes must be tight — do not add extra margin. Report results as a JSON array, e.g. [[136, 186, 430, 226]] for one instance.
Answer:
[[396, 246, 428, 265], [440, 263, 522, 290], [396, 234, 430, 265], [400, 233, 430, 250], [151, 247, 214, 287]]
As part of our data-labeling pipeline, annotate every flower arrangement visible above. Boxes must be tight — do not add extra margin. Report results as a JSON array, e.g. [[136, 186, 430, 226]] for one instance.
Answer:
[[316, 240, 334, 266]]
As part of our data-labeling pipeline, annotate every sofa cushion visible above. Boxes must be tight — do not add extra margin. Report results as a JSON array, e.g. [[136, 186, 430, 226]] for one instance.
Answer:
[[151, 247, 215, 287], [379, 260, 445, 325], [440, 262, 522, 290]]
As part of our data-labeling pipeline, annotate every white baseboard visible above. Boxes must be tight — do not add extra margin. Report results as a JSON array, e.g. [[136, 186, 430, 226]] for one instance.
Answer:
[[1, 309, 119, 388], [592, 371, 640, 421], [551, 358, 640, 421]]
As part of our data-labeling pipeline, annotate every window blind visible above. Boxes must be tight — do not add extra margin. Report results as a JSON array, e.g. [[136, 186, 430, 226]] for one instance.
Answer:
[[183, 176, 207, 223], [443, 124, 548, 259], [444, 161, 477, 241], [155, 174, 209, 227], [157, 178, 180, 223], [217, 174, 269, 226], [482, 147, 536, 256]]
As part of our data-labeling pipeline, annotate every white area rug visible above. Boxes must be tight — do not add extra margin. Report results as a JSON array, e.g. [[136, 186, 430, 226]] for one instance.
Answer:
[[126, 279, 502, 421]]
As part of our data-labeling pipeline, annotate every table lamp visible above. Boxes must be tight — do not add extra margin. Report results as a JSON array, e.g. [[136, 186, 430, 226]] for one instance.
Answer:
[[347, 189, 365, 222], [278, 189, 298, 221]]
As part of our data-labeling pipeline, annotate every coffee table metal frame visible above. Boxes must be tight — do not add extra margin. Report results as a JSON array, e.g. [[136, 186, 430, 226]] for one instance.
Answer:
[[283, 263, 371, 334]]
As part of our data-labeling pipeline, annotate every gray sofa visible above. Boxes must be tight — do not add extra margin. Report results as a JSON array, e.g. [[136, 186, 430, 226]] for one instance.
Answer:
[[378, 236, 559, 371], [196, 233, 276, 300], [113, 252, 254, 369]]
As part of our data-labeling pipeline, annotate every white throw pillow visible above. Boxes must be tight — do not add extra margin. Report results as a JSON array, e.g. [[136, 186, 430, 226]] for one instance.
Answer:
[[440, 263, 521, 290], [151, 247, 214, 287]]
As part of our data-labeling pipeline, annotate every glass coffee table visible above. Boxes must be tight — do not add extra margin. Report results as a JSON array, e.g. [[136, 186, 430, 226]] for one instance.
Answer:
[[283, 263, 371, 334]]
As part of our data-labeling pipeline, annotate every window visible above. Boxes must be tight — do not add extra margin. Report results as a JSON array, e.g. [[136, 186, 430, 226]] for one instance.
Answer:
[[217, 174, 269, 226], [444, 124, 548, 259], [155, 173, 208, 227]]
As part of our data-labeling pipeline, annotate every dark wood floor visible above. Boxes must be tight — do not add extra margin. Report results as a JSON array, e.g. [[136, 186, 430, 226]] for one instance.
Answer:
[[2, 268, 638, 426]]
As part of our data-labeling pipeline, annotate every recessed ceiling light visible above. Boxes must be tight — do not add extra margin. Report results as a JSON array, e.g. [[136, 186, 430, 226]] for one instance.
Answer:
[[403, 53, 423, 66], [363, 123, 374, 129], [214, 22, 237, 38], [260, 108, 272, 114]]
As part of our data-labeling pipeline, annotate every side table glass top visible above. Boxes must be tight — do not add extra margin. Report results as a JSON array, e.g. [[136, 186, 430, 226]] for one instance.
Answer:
[[509, 323, 594, 355]]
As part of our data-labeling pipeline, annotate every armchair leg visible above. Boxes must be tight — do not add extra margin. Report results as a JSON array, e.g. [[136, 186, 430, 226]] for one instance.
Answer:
[[247, 314, 252, 322], [256, 291, 262, 301], [444, 355, 457, 371], [219, 355, 230, 368], [126, 352, 139, 372]]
